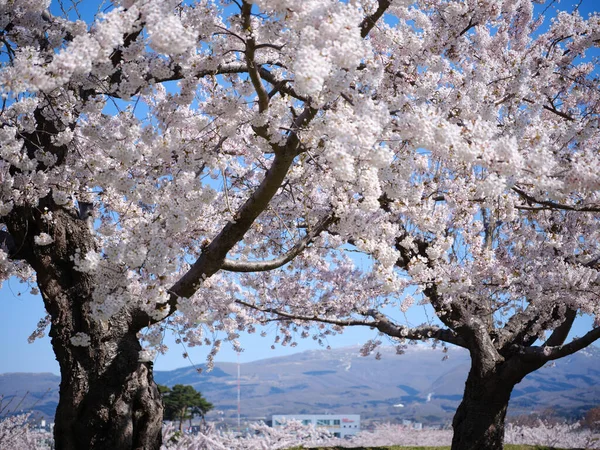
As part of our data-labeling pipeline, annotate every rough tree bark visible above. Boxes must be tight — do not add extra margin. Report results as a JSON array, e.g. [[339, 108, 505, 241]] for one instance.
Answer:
[[50, 324, 163, 450], [452, 376, 510, 450], [450, 349, 551, 450], [451, 359, 516, 450], [447, 308, 575, 450], [6, 203, 163, 450]]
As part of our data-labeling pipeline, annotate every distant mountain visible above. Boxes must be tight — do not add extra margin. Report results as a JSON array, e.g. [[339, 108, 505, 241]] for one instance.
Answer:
[[0, 372, 60, 419], [153, 344, 600, 425], [2, 345, 599, 425]]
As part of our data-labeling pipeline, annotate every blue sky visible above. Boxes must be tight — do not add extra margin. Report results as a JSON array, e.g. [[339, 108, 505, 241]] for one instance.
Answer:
[[0, 276, 427, 373], [0, 275, 596, 374], [1, 0, 599, 375]]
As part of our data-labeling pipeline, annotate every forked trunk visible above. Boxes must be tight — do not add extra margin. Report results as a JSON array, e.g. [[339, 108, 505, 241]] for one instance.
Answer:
[[451, 367, 514, 450]]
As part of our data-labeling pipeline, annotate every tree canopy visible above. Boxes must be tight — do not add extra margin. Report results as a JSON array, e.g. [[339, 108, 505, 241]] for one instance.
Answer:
[[158, 384, 213, 432], [0, 0, 598, 449]]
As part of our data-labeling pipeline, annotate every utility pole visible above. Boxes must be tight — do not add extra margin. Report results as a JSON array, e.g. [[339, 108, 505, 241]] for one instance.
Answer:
[[237, 352, 241, 433]]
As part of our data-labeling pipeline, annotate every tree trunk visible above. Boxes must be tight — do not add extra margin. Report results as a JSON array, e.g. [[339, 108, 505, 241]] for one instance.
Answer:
[[6, 205, 164, 450], [41, 274, 164, 450], [51, 326, 163, 450], [179, 409, 185, 433], [451, 366, 514, 450]]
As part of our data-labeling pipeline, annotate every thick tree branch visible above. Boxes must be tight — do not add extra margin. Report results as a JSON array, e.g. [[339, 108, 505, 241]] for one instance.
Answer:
[[457, 314, 504, 372], [422, 284, 463, 331], [542, 308, 577, 347], [360, 0, 392, 38], [458, 17, 478, 37], [258, 67, 308, 102], [149, 0, 383, 317], [104, 62, 253, 98], [498, 302, 581, 354], [0, 230, 18, 256], [386, 218, 464, 332], [520, 325, 600, 363], [157, 105, 318, 321], [497, 303, 545, 351], [221, 214, 336, 272], [108, 25, 144, 85], [365, 309, 468, 348]]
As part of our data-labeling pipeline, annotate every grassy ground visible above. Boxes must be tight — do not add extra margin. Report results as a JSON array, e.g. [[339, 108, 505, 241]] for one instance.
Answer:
[[287, 446, 569, 450]]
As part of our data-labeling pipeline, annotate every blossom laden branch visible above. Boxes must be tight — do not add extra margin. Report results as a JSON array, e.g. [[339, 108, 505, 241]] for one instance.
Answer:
[[512, 187, 600, 212], [160, 105, 319, 320], [221, 214, 336, 273], [542, 308, 577, 348], [360, 0, 393, 38], [241, 0, 270, 114], [258, 67, 308, 102], [237, 299, 467, 348], [496, 303, 546, 351], [365, 309, 468, 348]]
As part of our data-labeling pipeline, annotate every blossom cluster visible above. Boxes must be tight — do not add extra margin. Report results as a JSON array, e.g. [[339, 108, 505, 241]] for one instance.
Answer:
[[0, 414, 50, 450], [69, 332, 91, 347]]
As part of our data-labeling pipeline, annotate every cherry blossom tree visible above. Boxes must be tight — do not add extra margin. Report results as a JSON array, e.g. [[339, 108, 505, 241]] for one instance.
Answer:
[[1, 0, 599, 449], [221, 1, 600, 450]]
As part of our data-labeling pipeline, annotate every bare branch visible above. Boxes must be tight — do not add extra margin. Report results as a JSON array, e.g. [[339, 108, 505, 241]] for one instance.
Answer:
[[221, 214, 336, 272]]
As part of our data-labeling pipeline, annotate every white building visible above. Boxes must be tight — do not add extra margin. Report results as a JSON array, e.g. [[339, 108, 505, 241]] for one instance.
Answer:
[[272, 414, 360, 438]]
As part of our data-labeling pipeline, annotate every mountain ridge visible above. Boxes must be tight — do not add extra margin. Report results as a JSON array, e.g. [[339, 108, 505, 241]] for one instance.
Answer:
[[2, 344, 599, 424]]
